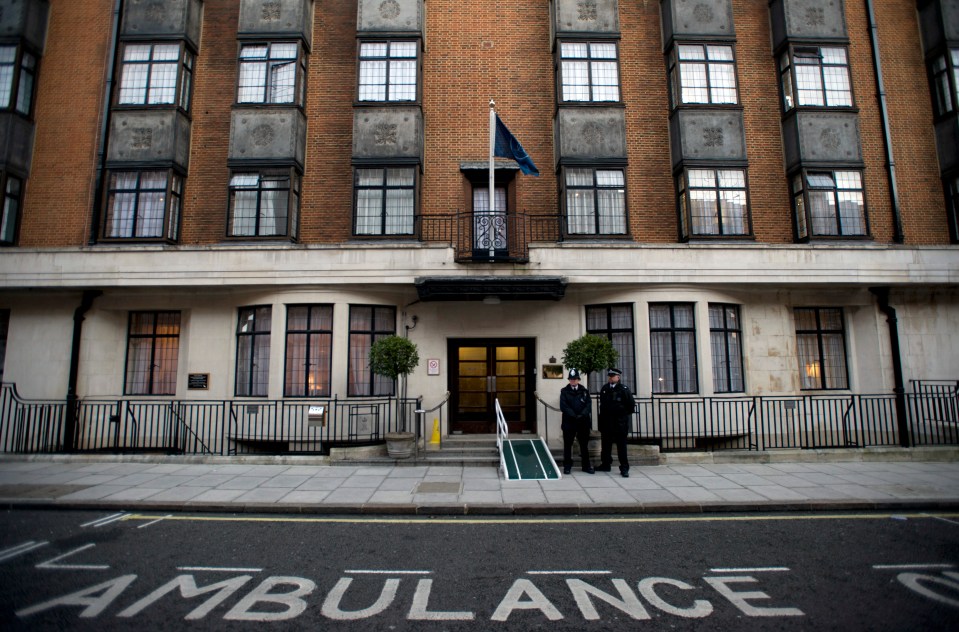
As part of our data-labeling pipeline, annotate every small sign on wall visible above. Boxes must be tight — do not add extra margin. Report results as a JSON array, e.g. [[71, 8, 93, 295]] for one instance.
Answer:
[[427, 359, 440, 375], [188, 373, 209, 390], [542, 364, 564, 379]]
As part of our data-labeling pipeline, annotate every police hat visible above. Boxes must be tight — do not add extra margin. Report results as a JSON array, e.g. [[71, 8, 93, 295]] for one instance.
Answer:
[[607, 368, 622, 377], [568, 368, 581, 380]]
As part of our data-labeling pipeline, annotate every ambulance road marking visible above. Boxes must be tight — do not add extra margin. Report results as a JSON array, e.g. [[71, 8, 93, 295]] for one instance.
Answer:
[[177, 567, 264, 573], [872, 563, 955, 570], [137, 515, 173, 529], [345, 569, 431, 574], [120, 511, 959, 526], [710, 567, 791, 573], [528, 570, 612, 575], [81, 512, 129, 528], [0, 540, 48, 563], [36, 544, 110, 571]]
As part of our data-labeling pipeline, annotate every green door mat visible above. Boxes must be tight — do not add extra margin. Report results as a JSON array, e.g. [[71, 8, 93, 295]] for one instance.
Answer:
[[501, 437, 561, 480]]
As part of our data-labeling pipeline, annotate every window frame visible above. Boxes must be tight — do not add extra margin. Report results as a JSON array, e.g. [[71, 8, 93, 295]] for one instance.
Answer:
[[115, 41, 195, 112], [101, 169, 183, 242], [708, 304, 745, 394], [791, 169, 870, 241], [667, 42, 740, 107], [124, 311, 181, 396], [236, 41, 307, 107], [284, 304, 333, 398], [0, 308, 9, 383], [0, 171, 23, 246], [557, 39, 622, 103], [352, 166, 418, 237], [928, 48, 959, 119], [562, 166, 629, 237], [0, 43, 39, 118], [347, 305, 396, 397], [356, 39, 420, 103], [947, 175, 959, 244], [585, 303, 636, 395], [226, 168, 300, 240], [235, 305, 272, 398], [779, 45, 854, 111], [649, 302, 699, 395], [677, 167, 752, 240], [794, 307, 849, 391]]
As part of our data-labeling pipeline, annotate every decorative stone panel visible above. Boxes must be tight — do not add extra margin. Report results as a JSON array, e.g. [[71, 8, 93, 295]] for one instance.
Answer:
[[238, 0, 314, 50], [917, 0, 959, 56], [660, 0, 734, 47], [552, 0, 620, 36], [0, 0, 50, 53], [935, 118, 959, 174], [769, 0, 848, 50], [0, 113, 35, 177], [781, 111, 862, 170], [108, 110, 192, 170], [554, 107, 627, 165], [669, 109, 746, 168], [357, 0, 423, 34], [352, 107, 423, 161], [121, 0, 204, 50], [229, 108, 307, 168]]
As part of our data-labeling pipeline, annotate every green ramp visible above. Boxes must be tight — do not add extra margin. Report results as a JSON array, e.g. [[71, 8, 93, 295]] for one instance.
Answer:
[[500, 437, 561, 481]]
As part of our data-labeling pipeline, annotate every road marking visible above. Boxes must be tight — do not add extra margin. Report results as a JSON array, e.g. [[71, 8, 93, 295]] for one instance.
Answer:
[[137, 514, 173, 529], [0, 541, 48, 563], [345, 570, 432, 574], [872, 563, 955, 570], [80, 512, 128, 528], [177, 566, 264, 573], [528, 570, 612, 575], [36, 543, 110, 570], [121, 512, 959, 526], [924, 513, 959, 527], [709, 567, 790, 573]]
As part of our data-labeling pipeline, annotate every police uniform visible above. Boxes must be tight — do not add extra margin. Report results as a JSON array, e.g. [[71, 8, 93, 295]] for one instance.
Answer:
[[597, 368, 635, 477], [558, 368, 594, 474]]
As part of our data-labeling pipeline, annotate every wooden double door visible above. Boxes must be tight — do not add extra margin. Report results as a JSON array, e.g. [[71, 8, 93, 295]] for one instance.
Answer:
[[448, 338, 536, 434]]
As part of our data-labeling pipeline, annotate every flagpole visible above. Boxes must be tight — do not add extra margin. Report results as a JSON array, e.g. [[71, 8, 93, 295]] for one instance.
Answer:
[[488, 99, 496, 259]]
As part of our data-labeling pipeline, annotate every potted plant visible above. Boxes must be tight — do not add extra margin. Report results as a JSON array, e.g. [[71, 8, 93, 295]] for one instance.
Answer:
[[561, 334, 619, 458], [369, 335, 420, 458]]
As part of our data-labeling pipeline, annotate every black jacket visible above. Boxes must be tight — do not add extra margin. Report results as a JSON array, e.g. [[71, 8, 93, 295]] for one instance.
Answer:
[[598, 382, 635, 431], [559, 384, 592, 431]]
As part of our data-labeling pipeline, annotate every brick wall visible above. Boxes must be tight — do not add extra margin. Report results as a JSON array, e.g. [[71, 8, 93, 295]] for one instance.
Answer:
[[17, 0, 951, 248]]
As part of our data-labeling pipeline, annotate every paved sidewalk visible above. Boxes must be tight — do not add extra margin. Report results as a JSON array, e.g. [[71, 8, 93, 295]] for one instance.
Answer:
[[2, 454, 958, 515]]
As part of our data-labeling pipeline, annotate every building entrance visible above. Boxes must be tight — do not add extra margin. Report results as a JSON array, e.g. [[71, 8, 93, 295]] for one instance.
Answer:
[[448, 338, 535, 434]]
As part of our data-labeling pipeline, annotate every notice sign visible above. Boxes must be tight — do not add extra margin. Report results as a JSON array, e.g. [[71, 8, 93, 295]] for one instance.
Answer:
[[187, 373, 209, 390], [427, 359, 440, 375]]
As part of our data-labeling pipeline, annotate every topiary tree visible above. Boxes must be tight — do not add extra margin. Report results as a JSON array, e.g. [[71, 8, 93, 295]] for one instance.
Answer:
[[369, 335, 420, 432], [561, 334, 619, 387]]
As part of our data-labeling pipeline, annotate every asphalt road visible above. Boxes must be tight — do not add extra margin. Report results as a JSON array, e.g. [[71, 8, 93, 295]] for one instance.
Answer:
[[0, 509, 957, 630]]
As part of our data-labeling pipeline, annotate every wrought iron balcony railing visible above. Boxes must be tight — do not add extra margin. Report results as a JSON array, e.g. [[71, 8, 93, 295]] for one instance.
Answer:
[[418, 212, 562, 263]]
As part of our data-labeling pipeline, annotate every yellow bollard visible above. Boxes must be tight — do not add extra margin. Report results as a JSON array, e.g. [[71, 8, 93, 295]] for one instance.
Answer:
[[430, 418, 441, 444]]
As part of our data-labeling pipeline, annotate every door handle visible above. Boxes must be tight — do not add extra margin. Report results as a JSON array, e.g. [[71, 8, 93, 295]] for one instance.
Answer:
[[491, 376, 496, 392]]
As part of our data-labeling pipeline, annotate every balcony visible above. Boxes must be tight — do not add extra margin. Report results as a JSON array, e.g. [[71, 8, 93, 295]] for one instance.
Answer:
[[418, 212, 562, 263]]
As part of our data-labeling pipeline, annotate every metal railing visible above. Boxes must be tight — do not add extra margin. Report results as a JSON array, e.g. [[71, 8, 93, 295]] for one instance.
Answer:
[[415, 391, 450, 456], [419, 212, 562, 263], [1, 383, 956, 455]]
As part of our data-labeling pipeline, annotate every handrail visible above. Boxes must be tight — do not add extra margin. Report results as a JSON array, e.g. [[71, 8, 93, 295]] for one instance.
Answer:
[[533, 391, 561, 411], [495, 398, 509, 479], [168, 401, 214, 455], [416, 391, 450, 455]]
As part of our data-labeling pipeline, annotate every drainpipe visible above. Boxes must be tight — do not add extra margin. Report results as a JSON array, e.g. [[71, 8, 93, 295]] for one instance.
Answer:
[[64, 290, 102, 452], [865, 0, 905, 244], [89, 0, 124, 245], [870, 287, 910, 447]]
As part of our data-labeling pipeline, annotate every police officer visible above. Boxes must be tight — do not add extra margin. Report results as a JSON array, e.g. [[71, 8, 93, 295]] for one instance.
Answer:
[[597, 368, 635, 478], [559, 368, 594, 475]]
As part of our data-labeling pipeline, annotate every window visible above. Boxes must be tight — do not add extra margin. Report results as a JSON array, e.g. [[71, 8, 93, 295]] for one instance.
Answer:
[[564, 168, 627, 235], [117, 43, 194, 110], [649, 303, 698, 394], [1, 173, 23, 245], [0, 309, 8, 382], [929, 49, 959, 117], [228, 171, 299, 239], [795, 307, 848, 390], [104, 170, 182, 241], [678, 168, 749, 238], [125, 311, 181, 395], [669, 44, 737, 106], [358, 41, 417, 102], [559, 41, 620, 102], [0, 44, 38, 116], [354, 167, 416, 236], [348, 305, 395, 397], [586, 304, 636, 394], [948, 177, 959, 243], [792, 170, 867, 239], [780, 46, 852, 110], [284, 305, 333, 397], [709, 304, 744, 393], [236, 306, 272, 397], [237, 42, 305, 105]]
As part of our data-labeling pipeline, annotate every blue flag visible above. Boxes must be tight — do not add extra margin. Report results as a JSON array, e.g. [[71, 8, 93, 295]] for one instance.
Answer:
[[494, 114, 539, 176]]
